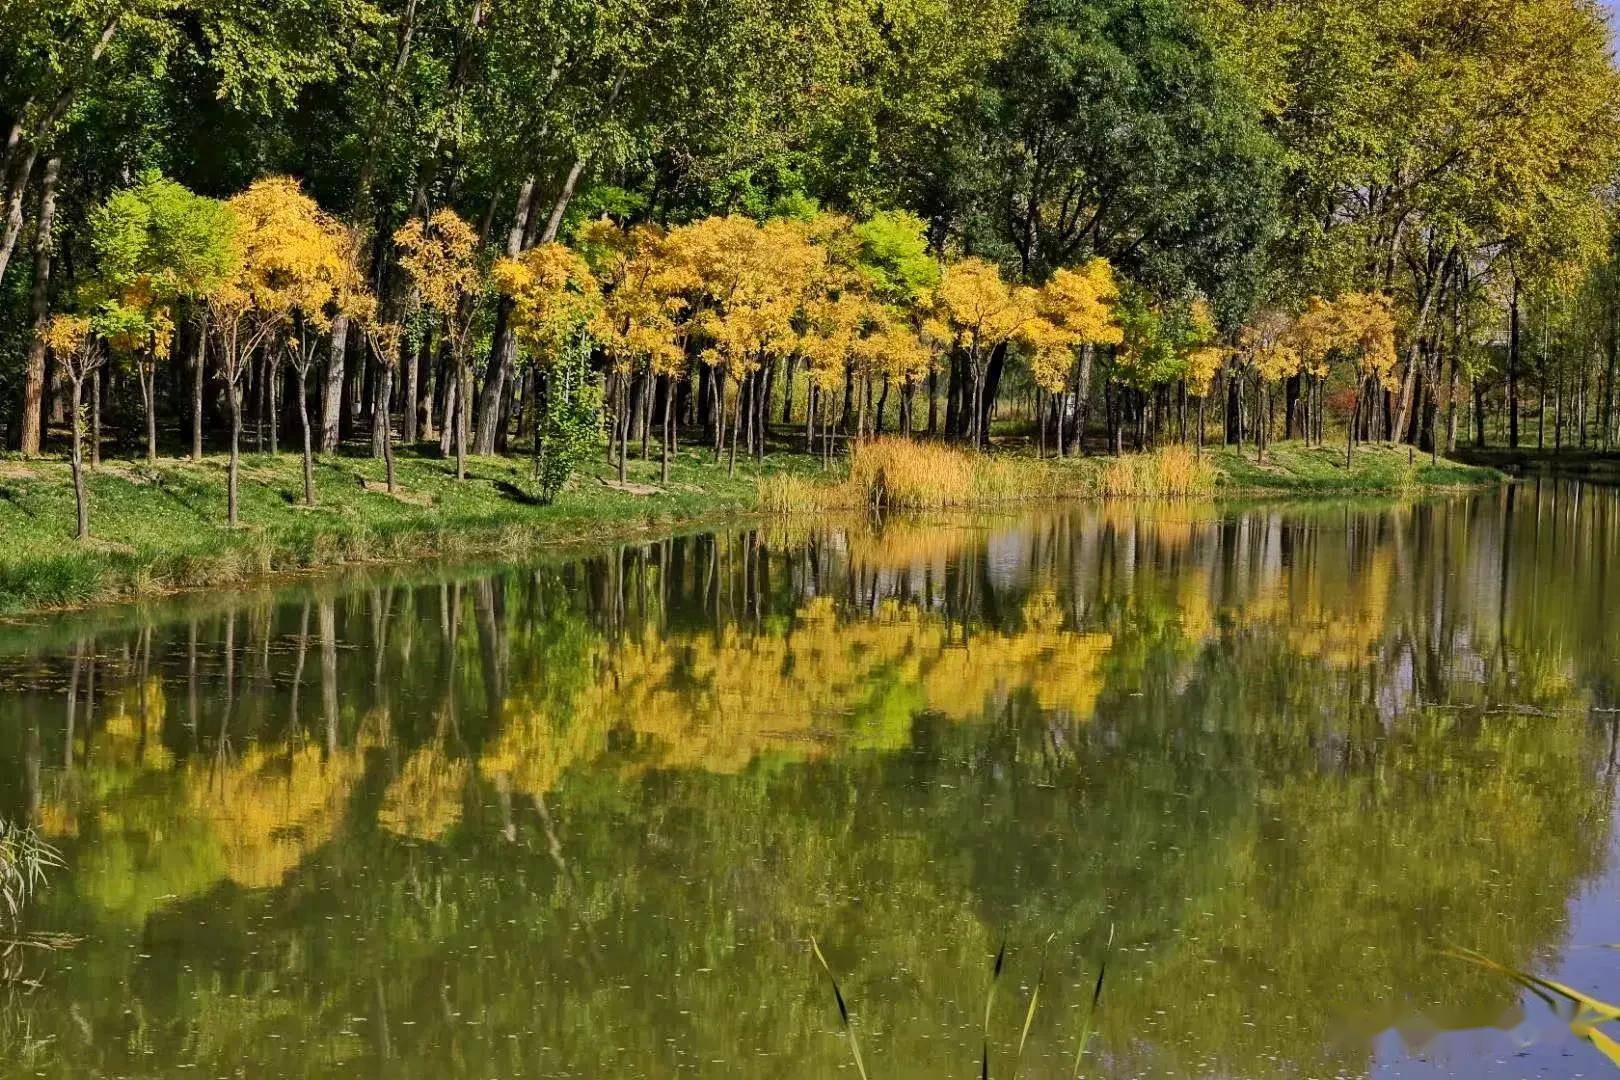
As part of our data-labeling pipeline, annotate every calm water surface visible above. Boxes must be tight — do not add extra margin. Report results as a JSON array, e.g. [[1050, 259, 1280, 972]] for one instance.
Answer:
[[1, 483, 1619, 1078]]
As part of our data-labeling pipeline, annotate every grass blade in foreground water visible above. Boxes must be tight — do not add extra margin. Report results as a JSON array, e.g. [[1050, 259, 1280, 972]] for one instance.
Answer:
[[1073, 925, 1113, 1079], [1445, 944, 1620, 1070], [811, 937, 869, 1080], [1011, 933, 1057, 1080], [982, 938, 1006, 1079]]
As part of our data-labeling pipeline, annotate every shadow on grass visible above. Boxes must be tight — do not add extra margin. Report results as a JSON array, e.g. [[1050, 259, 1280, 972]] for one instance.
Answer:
[[492, 478, 544, 506]]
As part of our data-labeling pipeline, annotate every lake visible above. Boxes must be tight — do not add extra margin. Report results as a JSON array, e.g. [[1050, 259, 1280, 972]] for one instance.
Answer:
[[1, 482, 1618, 1078]]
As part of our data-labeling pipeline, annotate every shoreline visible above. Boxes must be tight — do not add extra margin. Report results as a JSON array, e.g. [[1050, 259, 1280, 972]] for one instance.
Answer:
[[0, 442, 1504, 620]]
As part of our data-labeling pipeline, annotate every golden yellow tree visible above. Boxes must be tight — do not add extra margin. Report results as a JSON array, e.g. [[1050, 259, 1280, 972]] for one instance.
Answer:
[[41, 314, 102, 540], [492, 240, 604, 487], [235, 181, 361, 505], [207, 178, 351, 527], [1234, 309, 1302, 463], [670, 216, 822, 474], [1022, 258, 1124, 456], [395, 209, 483, 480], [932, 257, 1038, 448], [1292, 293, 1398, 467], [799, 291, 877, 458], [577, 220, 689, 483]]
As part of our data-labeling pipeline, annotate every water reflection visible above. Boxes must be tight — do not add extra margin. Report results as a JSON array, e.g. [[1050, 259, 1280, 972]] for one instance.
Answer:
[[0, 480, 1618, 1077]]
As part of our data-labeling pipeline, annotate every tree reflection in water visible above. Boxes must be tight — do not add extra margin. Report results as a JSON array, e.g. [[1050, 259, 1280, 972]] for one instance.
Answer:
[[0, 481, 1616, 1078]]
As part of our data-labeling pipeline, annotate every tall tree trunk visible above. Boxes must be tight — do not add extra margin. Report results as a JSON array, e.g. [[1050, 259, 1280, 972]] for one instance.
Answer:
[[298, 369, 315, 506], [1604, 305, 1617, 451], [1283, 373, 1301, 441], [379, 364, 396, 493], [15, 155, 59, 455], [371, 355, 388, 459], [539, 154, 587, 245], [978, 343, 1007, 448], [228, 381, 242, 527], [404, 333, 424, 444], [1445, 349, 1459, 454], [267, 355, 281, 454], [191, 311, 208, 461], [321, 319, 350, 451], [69, 375, 87, 540], [0, 14, 120, 287], [474, 175, 539, 454], [617, 373, 630, 483], [1394, 267, 1443, 443], [456, 359, 469, 479], [439, 348, 456, 457], [321, 323, 349, 452], [661, 375, 673, 486], [90, 368, 100, 467], [1508, 277, 1521, 449], [141, 360, 158, 465], [0, 146, 39, 291], [1073, 345, 1096, 454]]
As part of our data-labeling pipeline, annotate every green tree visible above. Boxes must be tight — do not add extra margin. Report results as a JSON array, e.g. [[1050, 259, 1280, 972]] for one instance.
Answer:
[[85, 171, 236, 464]]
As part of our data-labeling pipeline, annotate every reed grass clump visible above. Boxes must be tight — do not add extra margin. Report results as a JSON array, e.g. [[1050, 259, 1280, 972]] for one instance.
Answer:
[[847, 439, 981, 509], [1097, 445, 1215, 498], [757, 472, 831, 514]]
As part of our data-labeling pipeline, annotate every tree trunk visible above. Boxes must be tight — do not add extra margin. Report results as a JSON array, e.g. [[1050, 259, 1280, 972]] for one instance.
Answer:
[[191, 310, 208, 461], [455, 358, 468, 479], [617, 373, 630, 484], [1445, 353, 1459, 454], [1507, 278, 1521, 449], [298, 369, 315, 506], [539, 155, 587, 245], [371, 355, 388, 459], [266, 355, 281, 454], [475, 176, 540, 454], [1073, 345, 1096, 454], [16, 155, 59, 455], [145, 362, 159, 464], [727, 377, 742, 477], [640, 370, 654, 459], [321, 315, 349, 452], [661, 375, 673, 486], [0, 14, 121, 287], [978, 343, 1007, 448], [0, 146, 39, 291], [228, 382, 242, 527], [69, 376, 87, 540], [379, 364, 396, 493], [1604, 305, 1617, 451], [439, 351, 457, 458], [1283, 373, 1301, 441], [1225, 372, 1241, 445], [781, 358, 795, 425], [90, 368, 100, 467], [404, 333, 424, 444]]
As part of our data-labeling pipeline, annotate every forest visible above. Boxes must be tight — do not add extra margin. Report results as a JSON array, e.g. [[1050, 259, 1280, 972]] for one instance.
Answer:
[[3, 0, 1620, 538]]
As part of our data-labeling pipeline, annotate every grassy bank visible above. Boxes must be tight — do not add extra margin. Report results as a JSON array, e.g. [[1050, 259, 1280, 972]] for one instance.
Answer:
[[0, 447, 792, 615], [0, 439, 1500, 616]]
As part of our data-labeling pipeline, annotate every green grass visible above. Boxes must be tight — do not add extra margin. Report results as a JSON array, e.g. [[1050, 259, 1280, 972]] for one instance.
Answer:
[[0, 445, 792, 615], [1201, 440, 1501, 494], [0, 438, 1501, 616]]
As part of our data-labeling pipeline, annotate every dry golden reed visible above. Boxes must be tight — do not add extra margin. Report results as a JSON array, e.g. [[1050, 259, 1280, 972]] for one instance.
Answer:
[[1096, 445, 1215, 498], [757, 439, 1217, 513]]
